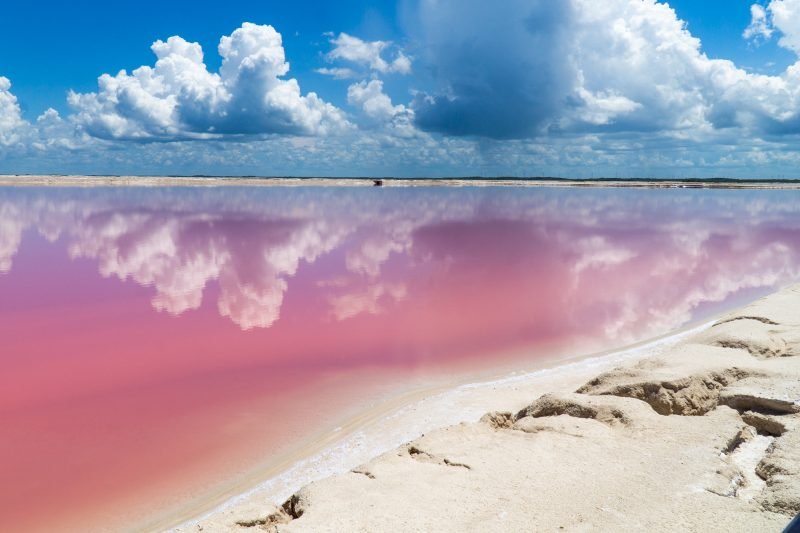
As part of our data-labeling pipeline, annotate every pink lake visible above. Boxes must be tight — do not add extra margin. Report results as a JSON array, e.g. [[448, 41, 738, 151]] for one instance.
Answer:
[[1, 185, 800, 531]]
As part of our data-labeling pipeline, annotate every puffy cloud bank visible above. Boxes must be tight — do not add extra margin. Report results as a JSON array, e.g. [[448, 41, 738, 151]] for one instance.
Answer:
[[67, 23, 349, 140], [4, 4, 800, 175], [409, 0, 800, 139], [346, 80, 417, 137], [0, 78, 28, 147]]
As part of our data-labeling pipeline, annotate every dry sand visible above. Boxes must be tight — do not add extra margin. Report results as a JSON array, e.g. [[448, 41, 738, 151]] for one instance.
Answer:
[[177, 284, 800, 532]]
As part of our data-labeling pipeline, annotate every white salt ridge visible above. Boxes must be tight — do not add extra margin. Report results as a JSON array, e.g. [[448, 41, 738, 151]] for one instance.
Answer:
[[171, 320, 713, 531], [730, 434, 774, 501]]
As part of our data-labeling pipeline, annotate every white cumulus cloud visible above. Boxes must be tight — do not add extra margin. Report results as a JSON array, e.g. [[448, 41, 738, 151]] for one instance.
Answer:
[[347, 80, 407, 121], [347, 80, 419, 138], [323, 33, 411, 75], [744, 1, 800, 54], [408, 0, 800, 139], [67, 23, 350, 141], [767, 0, 800, 53], [743, 4, 774, 42], [0, 77, 29, 147], [8, 4, 800, 176]]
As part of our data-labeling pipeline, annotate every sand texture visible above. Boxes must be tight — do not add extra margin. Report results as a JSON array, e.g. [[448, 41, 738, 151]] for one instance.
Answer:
[[184, 286, 800, 532]]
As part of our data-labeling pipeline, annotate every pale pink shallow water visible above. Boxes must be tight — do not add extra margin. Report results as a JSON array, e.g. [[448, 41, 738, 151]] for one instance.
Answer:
[[1, 185, 800, 531]]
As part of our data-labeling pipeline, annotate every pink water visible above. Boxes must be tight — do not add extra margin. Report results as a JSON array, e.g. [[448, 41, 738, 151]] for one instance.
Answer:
[[1, 185, 799, 531]]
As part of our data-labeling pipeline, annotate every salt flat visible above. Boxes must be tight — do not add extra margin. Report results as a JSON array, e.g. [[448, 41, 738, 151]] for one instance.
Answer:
[[186, 285, 800, 532]]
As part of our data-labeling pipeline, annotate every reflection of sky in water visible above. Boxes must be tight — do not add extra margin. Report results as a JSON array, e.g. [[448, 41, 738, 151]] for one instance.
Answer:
[[3, 187, 800, 341], [1, 185, 800, 531]]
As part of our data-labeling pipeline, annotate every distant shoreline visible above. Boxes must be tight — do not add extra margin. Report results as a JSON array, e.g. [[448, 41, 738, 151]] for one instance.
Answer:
[[2, 175, 800, 189]]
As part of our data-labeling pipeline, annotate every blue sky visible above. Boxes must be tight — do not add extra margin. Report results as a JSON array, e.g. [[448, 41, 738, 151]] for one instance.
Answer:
[[1, 1, 406, 119], [2, 0, 800, 177], [675, 0, 796, 67]]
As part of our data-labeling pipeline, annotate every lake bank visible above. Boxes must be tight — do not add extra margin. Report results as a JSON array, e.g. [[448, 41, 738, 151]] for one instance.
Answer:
[[181, 285, 800, 532]]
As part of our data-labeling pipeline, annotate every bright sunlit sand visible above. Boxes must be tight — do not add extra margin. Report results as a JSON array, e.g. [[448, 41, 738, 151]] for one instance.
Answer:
[[182, 285, 800, 532]]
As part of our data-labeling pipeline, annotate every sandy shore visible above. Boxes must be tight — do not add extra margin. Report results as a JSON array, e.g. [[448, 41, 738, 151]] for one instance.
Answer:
[[175, 285, 800, 532], [4, 175, 800, 189]]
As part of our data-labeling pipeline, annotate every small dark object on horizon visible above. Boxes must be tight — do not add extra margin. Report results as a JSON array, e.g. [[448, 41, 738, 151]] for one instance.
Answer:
[[373, 179, 383, 187]]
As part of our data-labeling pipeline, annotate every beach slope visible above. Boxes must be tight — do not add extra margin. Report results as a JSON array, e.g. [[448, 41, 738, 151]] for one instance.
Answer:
[[192, 285, 800, 532]]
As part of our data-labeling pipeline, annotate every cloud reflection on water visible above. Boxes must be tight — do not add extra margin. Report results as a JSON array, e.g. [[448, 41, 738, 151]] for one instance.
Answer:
[[0, 187, 799, 344]]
